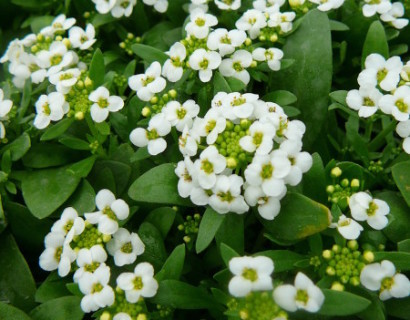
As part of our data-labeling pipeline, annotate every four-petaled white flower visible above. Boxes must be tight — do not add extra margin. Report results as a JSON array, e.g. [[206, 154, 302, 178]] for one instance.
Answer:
[[163, 99, 200, 131], [88, 86, 124, 123], [34, 92, 69, 129], [273, 272, 325, 313], [309, 0, 344, 12], [380, 2, 409, 29], [194, 145, 227, 189], [185, 9, 218, 39], [49, 68, 81, 94], [73, 245, 108, 283], [128, 61, 166, 101], [40, 14, 76, 37], [346, 86, 383, 118], [236, 9, 267, 39], [107, 228, 145, 267], [50, 207, 85, 244], [239, 120, 276, 155], [360, 260, 410, 300], [207, 28, 247, 57], [196, 108, 226, 144], [85, 189, 130, 235], [252, 47, 283, 71], [189, 49, 221, 82], [349, 192, 390, 230], [362, 0, 392, 17], [37, 41, 77, 76], [228, 256, 274, 297], [112, 0, 137, 18], [69, 24, 97, 50], [222, 92, 259, 119], [163, 42, 187, 82], [244, 184, 285, 220], [175, 157, 196, 197], [379, 85, 410, 122], [268, 11, 296, 33], [220, 50, 253, 85], [331, 214, 364, 240], [396, 120, 410, 154], [116, 262, 159, 303], [129, 112, 171, 155]]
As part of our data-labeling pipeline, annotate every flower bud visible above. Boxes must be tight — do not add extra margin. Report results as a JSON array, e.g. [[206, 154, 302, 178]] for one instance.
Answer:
[[326, 185, 335, 194], [169, 89, 177, 98], [75, 111, 84, 120], [331, 167, 342, 178], [331, 282, 344, 291], [142, 107, 151, 117], [322, 249, 333, 260], [363, 251, 374, 263], [351, 178, 360, 189], [341, 178, 349, 188], [100, 312, 111, 320], [347, 240, 358, 251]]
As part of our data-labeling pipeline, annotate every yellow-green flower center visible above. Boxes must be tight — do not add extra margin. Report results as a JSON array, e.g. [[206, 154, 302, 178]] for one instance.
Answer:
[[121, 242, 133, 253], [242, 268, 258, 282], [296, 289, 309, 304], [201, 159, 214, 174], [366, 201, 378, 216], [133, 276, 144, 290], [260, 164, 273, 179], [395, 98, 408, 113], [98, 97, 109, 109]]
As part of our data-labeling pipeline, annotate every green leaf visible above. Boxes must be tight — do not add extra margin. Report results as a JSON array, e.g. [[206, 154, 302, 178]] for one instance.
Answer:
[[12, 0, 53, 8], [0, 197, 5, 234], [0, 302, 31, 320], [59, 137, 90, 150], [64, 179, 96, 213], [30, 15, 54, 33], [216, 213, 244, 255], [128, 163, 192, 206], [196, 207, 226, 254], [89, 48, 105, 88], [213, 71, 232, 95], [319, 289, 372, 316], [398, 239, 410, 253], [261, 192, 331, 242], [385, 297, 410, 320], [391, 161, 410, 206], [35, 273, 71, 303], [22, 166, 82, 219], [151, 280, 218, 310], [40, 118, 75, 141], [220, 243, 240, 266], [329, 90, 348, 106], [302, 153, 327, 204], [1, 132, 31, 161], [132, 43, 169, 64], [330, 19, 350, 31], [254, 250, 305, 272], [138, 222, 167, 270], [262, 90, 297, 106], [23, 144, 79, 168], [373, 252, 410, 271], [30, 296, 83, 320], [145, 207, 176, 239], [362, 21, 389, 68], [346, 116, 369, 164], [226, 77, 247, 92], [66, 156, 97, 179], [130, 147, 151, 162], [0, 233, 36, 312], [156, 244, 185, 281], [91, 13, 116, 28], [65, 283, 82, 297], [282, 106, 301, 117]]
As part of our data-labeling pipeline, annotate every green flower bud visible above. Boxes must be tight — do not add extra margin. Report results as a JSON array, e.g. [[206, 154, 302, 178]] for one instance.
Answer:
[[363, 251, 374, 263], [331, 167, 342, 178], [331, 282, 344, 291], [326, 185, 335, 194]]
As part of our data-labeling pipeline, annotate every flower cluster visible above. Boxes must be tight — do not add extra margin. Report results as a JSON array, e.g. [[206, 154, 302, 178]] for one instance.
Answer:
[[92, 0, 168, 17], [175, 91, 312, 217], [347, 53, 410, 153], [361, 0, 408, 29], [39, 189, 158, 317]]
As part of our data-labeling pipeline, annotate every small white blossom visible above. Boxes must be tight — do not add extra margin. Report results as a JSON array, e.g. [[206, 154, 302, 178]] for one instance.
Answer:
[[107, 228, 145, 267], [163, 42, 186, 82], [40, 14, 76, 37], [112, 0, 137, 17], [194, 145, 227, 189], [362, 0, 392, 17], [92, 0, 116, 14], [396, 120, 410, 154], [244, 184, 285, 220], [185, 9, 218, 39], [274, 272, 325, 313], [196, 108, 226, 144], [228, 256, 274, 297], [346, 86, 383, 118], [117, 262, 159, 303], [331, 214, 363, 240], [253, 0, 285, 13], [128, 61, 166, 101], [89, 86, 124, 123], [179, 124, 200, 156], [143, 0, 169, 12], [49, 68, 81, 94], [163, 99, 200, 131], [50, 207, 85, 244], [207, 28, 247, 57], [215, 0, 241, 10], [37, 41, 77, 75], [189, 49, 221, 82], [309, 0, 344, 12], [379, 85, 410, 122], [252, 47, 283, 71], [239, 120, 275, 155], [360, 260, 410, 300], [113, 313, 132, 320], [175, 157, 196, 197], [268, 11, 296, 33], [85, 189, 130, 235], [73, 245, 108, 283], [236, 9, 267, 39], [69, 24, 96, 50], [380, 2, 409, 29], [34, 92, 69, 129], [220, 50, 253, 85]]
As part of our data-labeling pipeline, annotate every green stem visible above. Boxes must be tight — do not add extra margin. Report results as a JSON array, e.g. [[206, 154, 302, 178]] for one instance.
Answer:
[[368, 120, 397, 152]]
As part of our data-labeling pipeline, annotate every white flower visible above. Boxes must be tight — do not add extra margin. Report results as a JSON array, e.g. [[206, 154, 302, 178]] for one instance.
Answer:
[[49, 68, 81, 94], [113, 313, 132, 320], [194, 145, 227, 189], [220, 50, 253, 85], [34, 92, 69, 129], [85, 189, 130, 235], [214, 0, 241, 10], [37, 41, 77, 75], [163, 99, 200, 131], [78, 266, 114, 312], [107, 228, 145, 267], [189, 49, 221, 82], [358, 54, 402, 92], [331, 214, 363, 240], [222, 92, 259, 120], [379, 85, 410, 122], [228, 256, 274, 297], [69, 24, 96, 50], [175, 158, 196, 197], [73, 245, 108, 282], [143, 0, 169, 12], [244, 150, 291, 197], [273, 272, 325, 313], [209, 174, 249, 214], [0, 122, 6, 139], [309, 0, 344, 12], [268, 11, 296, 33], [244, 184, 285, 220], [240, 120, 275, 155], [207, 28, 247, 57], [92, 0, 116, 14], [50, 207, 85, 244], [346, 86, 383, 118], [396, 120, 410, 154], [163, 42, 186, 82], [40, 14, 76, 37], [252, 47, 283, 71], [112, 0, 137, 17], [253, 0, 286, 13], [89, 86, 124, 123], [0, 89, 13, 119], [360, 260, 410, 300], [196, 108, 226, 144], [128, 61, 166, 101], [362, 0, 392, 17], [380, 2, 409, 29], [117, 262, 159, 303], [236, 9, 267, 39], [39, 232, 76, 277], [185, 9, 218, 39], [178, 125, 200, 156], [349, 192, 390, 230], [129, 112, 171, 155]]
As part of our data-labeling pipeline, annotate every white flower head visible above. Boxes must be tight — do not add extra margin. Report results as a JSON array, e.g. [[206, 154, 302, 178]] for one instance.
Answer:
[[107, 228, 145, 267], [252, 47, 283, 71], [185, 9, 218, 39], [196, 108, 227, 144], [219, 50, 253, 85], [36, 41, 77, 75], [163, 99, 200, 131], [379, 85, 410, 122], [239, 120, 276, 155], [40, 14, 76, 37], [163, 42, 187, 82], [34, 92, 69, 129], [50, 207, 85, 244], [254, 0, 286, 13], [112, 0, 137, 18], [73, 245, 108, 282], [214, 0, 241, 10], [346, 86, 383, 118], [360, 260, 410, 300], [116, 262, 159, 303], [244, 184, 284, 220], [268, 11, 296, 33], [221, 92, 259, 119], [380, 2, 409, 29], [236, 9, 267, 39], [189, 49, 222, 82], [175, 157, 196, 198], [130, 112, 172, 155], [128, 61, 166, 101], [362, 0, 392, 17], [207, 28, 247, 57], [273, 272, 325, 313], [330, 214, 363, 240], [349, 192, 390, 230], [194, 145, 227, 189], [396, 120, 410, 154], [84, 189, 130, 235], [92, 0, 116, 14], [228, 256, 274, 297], [69, 24, 96, 50], [0, 89, 13, 118], [49, 68, 81, 94], [179, 124, 200, 156], [89, 86, 124, 123]]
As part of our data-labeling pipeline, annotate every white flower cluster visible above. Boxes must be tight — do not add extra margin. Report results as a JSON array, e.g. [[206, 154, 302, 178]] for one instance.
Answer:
[[347, 54, 410, 154], [92, 0, 168, 17], [0, 89, 13, 139], [308, 0, 345, 12], [360, 260, 410, 300], [362, 0, 408, 29], [175, 91, 312, 218], [331, 191, 390, 240], [228, 256, 324, 313], [39, 189, 158, 315]]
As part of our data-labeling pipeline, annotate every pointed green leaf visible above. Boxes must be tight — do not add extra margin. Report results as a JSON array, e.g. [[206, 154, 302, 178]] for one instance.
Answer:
[[196, 207, 225, 254], [40, 118, 75, 141], [319, 289, 372, 316], [391, 161, 410, 206], [156, 244, 185, 281], [362, 21, 389, 68], [132, 43, 169, 64], [89, 48, 105, 88]]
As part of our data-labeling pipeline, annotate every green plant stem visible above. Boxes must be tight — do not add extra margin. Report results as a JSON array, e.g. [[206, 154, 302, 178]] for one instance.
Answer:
[[368, 120, 397, 152]]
